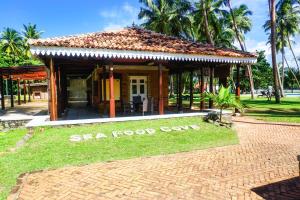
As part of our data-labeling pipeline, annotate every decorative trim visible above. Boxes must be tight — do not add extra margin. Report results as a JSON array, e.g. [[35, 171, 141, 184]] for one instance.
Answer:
[[30, 46, 257, 64]]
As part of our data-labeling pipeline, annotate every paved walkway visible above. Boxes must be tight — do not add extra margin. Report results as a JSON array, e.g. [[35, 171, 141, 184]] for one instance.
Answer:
[[0, 101, 48, 121], [9, 117, 300, 200]]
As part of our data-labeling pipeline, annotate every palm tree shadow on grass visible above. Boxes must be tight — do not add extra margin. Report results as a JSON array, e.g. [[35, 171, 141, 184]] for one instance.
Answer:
[[251, 177, 300, 200]]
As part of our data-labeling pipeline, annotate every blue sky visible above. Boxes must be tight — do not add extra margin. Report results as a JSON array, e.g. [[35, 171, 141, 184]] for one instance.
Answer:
[[0, 0, 299, 62]]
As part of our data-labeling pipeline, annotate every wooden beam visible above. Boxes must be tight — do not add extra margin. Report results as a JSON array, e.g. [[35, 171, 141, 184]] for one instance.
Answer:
[[9, 76, 14, 108], [189, 70, 193, 109], [209, 66, 214, 109], [17, 79, 21, 105], [158, 63, 164, 115], [109, 63, 115, 118], [0, 75, 5, 110], [200, 67, 205, 110], [49, 58, 58, 121]]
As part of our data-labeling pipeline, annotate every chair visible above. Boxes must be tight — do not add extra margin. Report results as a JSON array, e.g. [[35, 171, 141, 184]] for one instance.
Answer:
[[132, 96, 142, 112]]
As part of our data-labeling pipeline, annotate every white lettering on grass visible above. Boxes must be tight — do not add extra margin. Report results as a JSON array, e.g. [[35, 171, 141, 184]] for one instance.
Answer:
[[69, 135, 82, 142], [96, 133, 107, 139], [70, 124, 200, 142]]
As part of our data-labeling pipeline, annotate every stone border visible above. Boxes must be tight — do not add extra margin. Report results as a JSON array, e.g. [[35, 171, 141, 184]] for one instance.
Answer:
[[25, 110, 233, 128]]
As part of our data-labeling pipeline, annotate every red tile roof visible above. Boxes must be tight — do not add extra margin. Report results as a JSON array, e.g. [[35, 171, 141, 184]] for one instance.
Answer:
[[29, 27, 256, 58]]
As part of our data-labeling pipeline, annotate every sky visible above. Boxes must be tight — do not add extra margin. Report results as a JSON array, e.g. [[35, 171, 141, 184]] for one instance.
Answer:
[[0, 0, 299, 64]]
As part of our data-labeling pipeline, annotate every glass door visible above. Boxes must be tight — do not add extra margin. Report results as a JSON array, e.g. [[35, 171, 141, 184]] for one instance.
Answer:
[[130, 76, 147, 101]]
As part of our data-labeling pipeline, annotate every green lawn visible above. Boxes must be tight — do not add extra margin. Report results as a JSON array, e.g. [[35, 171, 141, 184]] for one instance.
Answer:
[[0, 117, 237, 199], [0, 129, 27, 152], [241, 96, 300, 123]]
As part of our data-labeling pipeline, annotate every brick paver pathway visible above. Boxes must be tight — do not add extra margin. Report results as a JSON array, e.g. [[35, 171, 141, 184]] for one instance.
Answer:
[[9, 117, 300, 200]]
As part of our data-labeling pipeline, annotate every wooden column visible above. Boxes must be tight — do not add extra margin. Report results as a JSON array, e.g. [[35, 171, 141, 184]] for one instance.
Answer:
[[235, 65, 241, 113], [9, 76, 14, 108], [178, 71, 183, 113], [189, 71, 193, 109], [158, 63, 164, 115], [56, 66, 61, 117], [200, 67, 205, 110], [17, 79, 21, 105], [23, 80, 26, 104], [103, 66, 107, 115], [109, 63, 115, 118], [28, 81, 31, 102], [176, 73, 179, 107], [0, 75, 5, 110], [49, 58, 58, 121], [209, 66, 214, 109]]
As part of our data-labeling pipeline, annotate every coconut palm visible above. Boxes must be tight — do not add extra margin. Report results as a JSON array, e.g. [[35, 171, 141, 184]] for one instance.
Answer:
[[22, 23, 43, 41], [264, 0, 300, 95], [269, 0, 281, 103], [138, 0, 191, 37], [222, 1, 256, 99], [187, 0, 235, 48], [22, 23, 43, 57], [0, 28, 23, 65]]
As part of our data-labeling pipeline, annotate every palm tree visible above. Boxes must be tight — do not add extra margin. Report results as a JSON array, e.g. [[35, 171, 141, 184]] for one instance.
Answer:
[[203, 86, 243, 123], [138, 0, 191, 37], [0, 28, 23, 65], [22, 23, 43, 41], [264, 0, 300, 95], [22, 23, 43, 57], [222, 1, 255, 99], [269, 0, 281, 103], [188, 0, 235, 48]]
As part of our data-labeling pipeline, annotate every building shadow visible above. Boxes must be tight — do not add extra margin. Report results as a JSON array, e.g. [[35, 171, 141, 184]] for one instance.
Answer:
[[251, 177, 300, 200]]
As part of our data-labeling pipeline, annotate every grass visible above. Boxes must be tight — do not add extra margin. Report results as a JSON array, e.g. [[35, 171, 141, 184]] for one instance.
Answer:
[[0, 117, 237, 199], [0, 129, 27, 152], [241, 96, 300, 123]]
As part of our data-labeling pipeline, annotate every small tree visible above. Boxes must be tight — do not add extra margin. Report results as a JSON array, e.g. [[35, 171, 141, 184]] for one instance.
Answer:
[[204, 86, 243, 122]]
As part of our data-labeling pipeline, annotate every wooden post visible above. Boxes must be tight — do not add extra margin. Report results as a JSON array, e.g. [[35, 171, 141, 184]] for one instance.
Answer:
[[49, 58, 58, 121], [109, 63, 115, 118], [176, 72, 179, 108], [17, 79, 21, 105], [0, 75, 5, 110], [209, 66, 214, 109], [189, 70, 193, 109], [23, 80, 26, 104], [103, 66, 107, 115], [28, 81, 31, 102], [235, 65, 241, 113], [57, 66, 61, 117], [9, 76, 14, 108], [158, 63, 164, 115], [178, 71, 183, 113], [200, 67, 205, 110]]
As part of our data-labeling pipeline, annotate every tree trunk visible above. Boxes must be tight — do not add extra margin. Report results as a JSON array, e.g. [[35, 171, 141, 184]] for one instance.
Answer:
[[270, 0, 281, 103], [202, 0, 214, 45], [227, 0, 255, 99], [287, 35, 300, 75], [284, 56, 300, 88], [280, 48, 285, 97]]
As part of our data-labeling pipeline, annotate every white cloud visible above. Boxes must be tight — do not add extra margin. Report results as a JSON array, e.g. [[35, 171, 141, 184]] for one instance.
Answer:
[[103, 23, 124, 32], [245, 38, 271, 55], [99, 10, 118, 18], [99, 2, 140, 31]]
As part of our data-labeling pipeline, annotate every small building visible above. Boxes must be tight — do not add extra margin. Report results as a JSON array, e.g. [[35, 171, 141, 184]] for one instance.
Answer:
[[29, 82, 48, 100], [29, 27, 257, 121]]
